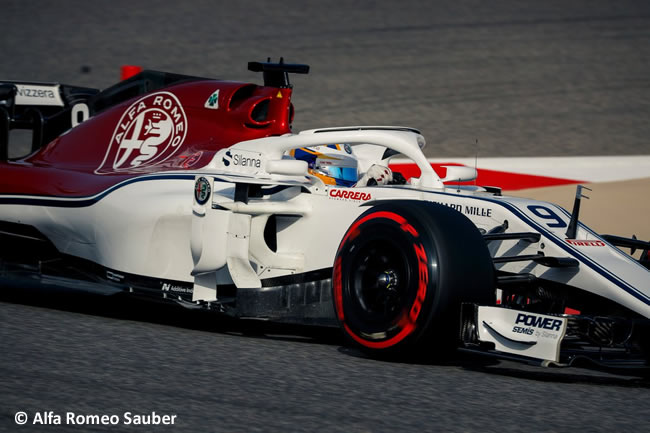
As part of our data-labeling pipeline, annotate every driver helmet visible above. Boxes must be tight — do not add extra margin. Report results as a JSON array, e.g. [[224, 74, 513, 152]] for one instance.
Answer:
[[291, 144, 358, 186]]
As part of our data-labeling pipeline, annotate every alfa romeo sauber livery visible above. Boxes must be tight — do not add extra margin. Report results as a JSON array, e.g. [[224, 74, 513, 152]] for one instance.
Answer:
[[1, 60, 648, 371]]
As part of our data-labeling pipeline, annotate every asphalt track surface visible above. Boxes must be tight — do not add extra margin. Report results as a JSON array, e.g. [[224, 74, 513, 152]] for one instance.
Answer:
[[1, 1, 650, 432], [1, 294, 649, 433]]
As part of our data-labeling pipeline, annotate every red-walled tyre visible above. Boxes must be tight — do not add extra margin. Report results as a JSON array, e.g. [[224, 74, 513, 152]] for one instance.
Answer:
[[333, 201, 495, 356]]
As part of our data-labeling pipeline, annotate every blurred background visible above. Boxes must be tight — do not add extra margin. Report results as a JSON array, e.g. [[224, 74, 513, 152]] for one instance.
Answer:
[[1, 0, 649, 158]]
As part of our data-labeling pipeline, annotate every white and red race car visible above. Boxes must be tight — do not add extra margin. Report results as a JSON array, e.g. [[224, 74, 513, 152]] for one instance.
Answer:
[[1, 60, 648, 369]]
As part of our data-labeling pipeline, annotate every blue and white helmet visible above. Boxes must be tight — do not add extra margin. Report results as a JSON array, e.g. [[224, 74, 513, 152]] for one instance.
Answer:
[[291, 144, 358, 186]]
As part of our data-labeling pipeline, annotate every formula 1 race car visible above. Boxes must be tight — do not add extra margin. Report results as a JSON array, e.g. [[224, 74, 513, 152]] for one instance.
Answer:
[[1, 60, 649, 370]]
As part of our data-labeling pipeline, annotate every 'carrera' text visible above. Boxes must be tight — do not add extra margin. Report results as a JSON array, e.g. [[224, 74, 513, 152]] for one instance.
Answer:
[[329, 189, 372, 201]]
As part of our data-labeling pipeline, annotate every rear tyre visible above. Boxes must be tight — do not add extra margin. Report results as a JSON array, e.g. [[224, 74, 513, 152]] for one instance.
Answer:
[[333, 201, 495, 356]]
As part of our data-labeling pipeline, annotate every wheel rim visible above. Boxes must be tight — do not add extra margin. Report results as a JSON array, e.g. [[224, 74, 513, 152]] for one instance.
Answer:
[[347, 231, 414, 329]]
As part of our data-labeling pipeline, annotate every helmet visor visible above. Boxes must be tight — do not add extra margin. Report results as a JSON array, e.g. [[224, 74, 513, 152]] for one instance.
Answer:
[[321, 166, 358, 183]]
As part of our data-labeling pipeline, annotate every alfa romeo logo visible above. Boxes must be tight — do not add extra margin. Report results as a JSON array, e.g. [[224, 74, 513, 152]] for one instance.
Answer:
[[95, 91, 188, 174], [194, 177, 211, 205]]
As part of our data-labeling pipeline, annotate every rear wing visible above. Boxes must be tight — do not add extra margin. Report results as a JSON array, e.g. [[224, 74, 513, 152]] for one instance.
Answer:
[[0, 73, 207, 160], [1, 59, 310, 160], [0, 81, 98, 159]]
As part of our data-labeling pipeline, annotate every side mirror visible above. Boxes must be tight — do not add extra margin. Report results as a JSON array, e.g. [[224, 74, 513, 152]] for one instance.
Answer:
[[265, 159, 308, 176], [440, 165, 477, 182]]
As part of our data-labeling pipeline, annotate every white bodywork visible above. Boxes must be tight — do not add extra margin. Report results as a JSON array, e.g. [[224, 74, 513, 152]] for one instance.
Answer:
[[1, 127, 648, 361]]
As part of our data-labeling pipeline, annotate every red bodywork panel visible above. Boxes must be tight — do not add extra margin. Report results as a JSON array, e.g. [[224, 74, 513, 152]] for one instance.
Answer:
[[0, 80, 293, 196]]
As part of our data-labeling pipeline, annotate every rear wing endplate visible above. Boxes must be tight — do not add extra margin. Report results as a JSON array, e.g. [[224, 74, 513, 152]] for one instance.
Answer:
[[0, 81, 98, 160]]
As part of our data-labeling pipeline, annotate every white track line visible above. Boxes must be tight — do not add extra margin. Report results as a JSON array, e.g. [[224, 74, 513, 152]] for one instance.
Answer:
[[391, 155, 650, 183]]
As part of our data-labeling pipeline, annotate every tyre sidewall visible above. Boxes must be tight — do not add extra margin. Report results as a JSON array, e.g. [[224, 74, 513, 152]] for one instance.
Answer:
[[334, 201, 495, 353]]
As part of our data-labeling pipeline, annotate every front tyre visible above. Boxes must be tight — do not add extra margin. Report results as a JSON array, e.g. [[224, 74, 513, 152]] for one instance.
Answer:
[[333, 201, 495, 355]]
